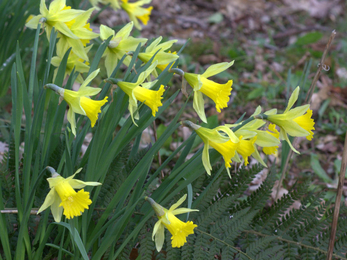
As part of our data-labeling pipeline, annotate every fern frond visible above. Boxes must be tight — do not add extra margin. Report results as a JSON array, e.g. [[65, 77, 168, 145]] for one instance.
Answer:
[[138, 222, 155, 260], [165, 230, 181, 260], [97, 143, 131, 207], [234, 165, 276, 212], [255, 181, 310, 232]]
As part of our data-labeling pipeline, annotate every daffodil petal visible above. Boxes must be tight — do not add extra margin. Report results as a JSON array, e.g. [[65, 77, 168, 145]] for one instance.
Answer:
[[68, 179, 101, 189], [254, 130, 280, 147], [252, 148, 267, 167], [202, 61, 234, 78], [215, 126, 239, 143], [169, 194, 187, 211], [51, 191, 63, 222], [171, 208, 199, 215], [105, 52, 118, 78], [193, 90, 207, 123], [40, 0, 48, 16], [202, 140, 212, 175], [80, 69, 100, 90], [67, 107, 77, 136], [100, 24, 115, 41], [152, 220, 162, 240], [155, 222, 165, 252], [145, 36, 162, 53], [115, 21, 133, 39], [49, 0, 65, 14], [37, 188, 56, 214], [66, 36, 89, 61], [284, 86, 300, 113]]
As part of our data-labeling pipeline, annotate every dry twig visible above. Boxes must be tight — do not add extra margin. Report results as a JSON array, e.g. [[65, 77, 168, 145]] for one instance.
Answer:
[[326, 131, 347, 260]]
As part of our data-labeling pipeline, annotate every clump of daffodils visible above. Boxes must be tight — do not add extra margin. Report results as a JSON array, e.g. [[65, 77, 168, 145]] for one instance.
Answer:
[[146, 195, 198, 252], [25, 1, 317, 255], [37, 167, 101, 222], [184, 87, 315, 175], [26, 0, 98, 64]]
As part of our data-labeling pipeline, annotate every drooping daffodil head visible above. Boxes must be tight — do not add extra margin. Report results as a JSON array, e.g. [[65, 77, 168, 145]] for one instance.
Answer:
[[114, 61, 165, 125], [138, 36, 178, 77], [51, 42, 91, 83], [45, 69, 108, 136], [184, 61, 234, 123], [120, 0, 153, 30], [37, 166, 101, 222], [100, 22, 147, 77], [184, 121, 239, 177], [266, 86, 315, 153], [146, 194, 198, 252]]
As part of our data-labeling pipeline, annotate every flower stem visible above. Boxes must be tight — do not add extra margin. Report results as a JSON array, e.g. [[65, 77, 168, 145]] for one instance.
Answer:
[[169, 68, 185, 76]]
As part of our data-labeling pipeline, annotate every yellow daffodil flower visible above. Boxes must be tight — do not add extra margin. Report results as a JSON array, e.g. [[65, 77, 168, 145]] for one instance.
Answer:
[[100, 22, 147, 77], [114, 62, 165, 125], [184, 61, 234, 123], [232, 135, 257, 166], [25, 0, 83, 40], [262, 124, 280, 155], [146, 194, 198, 252], [120, 0, 153, 30], [185, 121, 239, 176], [45, 69, 108, 136], [230, 107, 281, 166], [267, 86, 315, 153], [138, 36, 178, 77], [51, 41, 91, 83], [58, 7, 99, 61], [37, 167, 101, 222]]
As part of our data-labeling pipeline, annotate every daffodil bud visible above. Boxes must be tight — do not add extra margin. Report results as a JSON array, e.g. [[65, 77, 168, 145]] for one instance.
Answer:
[[145, 197, 165, 217]]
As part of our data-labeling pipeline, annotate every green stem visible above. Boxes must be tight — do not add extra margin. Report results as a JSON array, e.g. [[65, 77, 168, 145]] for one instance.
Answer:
[[169, 68, 185, 76], [104, 78, 122, 84]]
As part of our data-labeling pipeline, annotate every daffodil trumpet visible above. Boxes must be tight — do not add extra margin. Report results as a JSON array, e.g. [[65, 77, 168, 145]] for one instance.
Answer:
[[37, 166, 101, 222], [146, 194, 198, 252]]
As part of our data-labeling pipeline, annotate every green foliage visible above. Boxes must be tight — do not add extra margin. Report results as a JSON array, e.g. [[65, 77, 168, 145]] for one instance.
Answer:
[[129, 165, 347, 259], [1, 2, 346, 259]]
